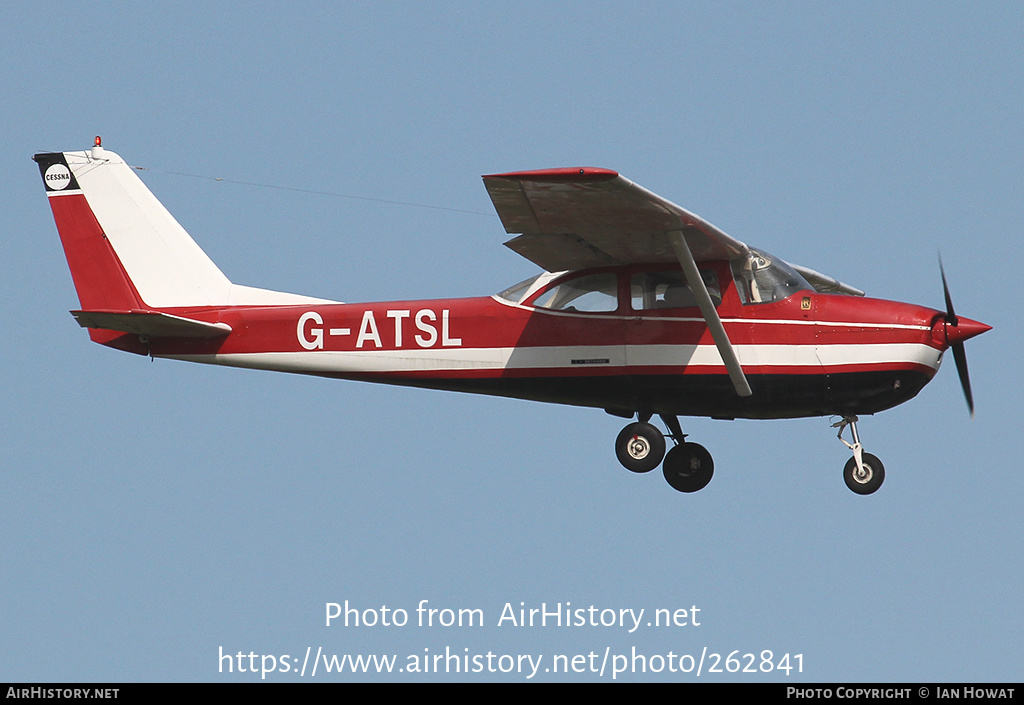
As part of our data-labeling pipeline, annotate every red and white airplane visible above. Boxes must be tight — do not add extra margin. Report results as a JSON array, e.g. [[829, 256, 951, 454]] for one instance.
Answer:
[[34, 138, 990, 495]]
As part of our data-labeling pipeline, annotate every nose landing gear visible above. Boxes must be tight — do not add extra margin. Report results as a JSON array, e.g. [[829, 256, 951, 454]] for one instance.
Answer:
[[833, 416, 886, 495], [614, 414, 714, 493]]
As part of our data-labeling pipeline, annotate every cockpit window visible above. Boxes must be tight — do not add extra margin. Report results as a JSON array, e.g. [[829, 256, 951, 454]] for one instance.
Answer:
[[531, 272, 619, 312], [730, 250, 812, 305], [631, 270, 720, 310]]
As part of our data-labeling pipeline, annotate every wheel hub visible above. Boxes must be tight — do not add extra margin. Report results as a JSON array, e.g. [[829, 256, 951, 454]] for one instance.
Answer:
[[853, 464, 873, 483], [628, 436, 650, 460]]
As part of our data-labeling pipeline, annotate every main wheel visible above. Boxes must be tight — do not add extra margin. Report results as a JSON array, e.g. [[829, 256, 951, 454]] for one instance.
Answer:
[[843, 453, 885, 495], [662, 442, 714, 493], [615, 422, 666, 473]]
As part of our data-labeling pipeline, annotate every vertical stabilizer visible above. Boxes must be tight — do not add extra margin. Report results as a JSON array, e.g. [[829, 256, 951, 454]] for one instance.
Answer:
[[34, 141, 335, 310], [34, 146, 232, 309]]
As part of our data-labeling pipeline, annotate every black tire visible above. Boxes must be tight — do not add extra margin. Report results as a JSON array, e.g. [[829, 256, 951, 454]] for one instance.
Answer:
[[615, 422, 666, 473], [662, 442, 714, 493], [843, 453, 885, 495]]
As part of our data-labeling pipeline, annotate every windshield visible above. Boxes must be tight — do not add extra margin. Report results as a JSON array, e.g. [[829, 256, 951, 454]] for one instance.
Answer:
[[730, 250, 812, 305]]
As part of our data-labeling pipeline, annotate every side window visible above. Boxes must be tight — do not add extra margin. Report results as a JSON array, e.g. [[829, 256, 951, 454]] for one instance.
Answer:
[[631, 270, 720, 310], [532, 273, 619, 312]]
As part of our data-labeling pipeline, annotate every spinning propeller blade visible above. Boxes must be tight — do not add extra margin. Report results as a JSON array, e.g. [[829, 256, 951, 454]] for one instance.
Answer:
[[938, 257, 989, 417]]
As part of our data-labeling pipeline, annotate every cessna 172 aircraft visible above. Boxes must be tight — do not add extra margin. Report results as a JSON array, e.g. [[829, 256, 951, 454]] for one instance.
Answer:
[[34, 138, 990, 495]]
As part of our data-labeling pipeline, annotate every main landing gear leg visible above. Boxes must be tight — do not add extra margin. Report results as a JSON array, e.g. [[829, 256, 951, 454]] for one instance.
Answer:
[[614, 415, 715, 493], [832, 416, 885, 495]]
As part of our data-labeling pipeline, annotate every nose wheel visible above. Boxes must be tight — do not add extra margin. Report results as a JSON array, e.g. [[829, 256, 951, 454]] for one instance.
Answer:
[[615, 415, 714, 493], [833, 416, 886, 495]]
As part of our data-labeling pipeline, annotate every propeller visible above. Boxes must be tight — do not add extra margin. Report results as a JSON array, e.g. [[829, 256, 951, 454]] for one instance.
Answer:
[[938, 257, 990, 417]]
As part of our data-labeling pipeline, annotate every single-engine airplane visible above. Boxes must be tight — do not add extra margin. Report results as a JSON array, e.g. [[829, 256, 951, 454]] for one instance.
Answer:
[[34, 138, 990, 494]]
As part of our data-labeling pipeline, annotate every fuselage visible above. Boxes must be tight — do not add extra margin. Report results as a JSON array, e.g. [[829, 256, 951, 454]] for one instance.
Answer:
[[95, 260, 948, 421]]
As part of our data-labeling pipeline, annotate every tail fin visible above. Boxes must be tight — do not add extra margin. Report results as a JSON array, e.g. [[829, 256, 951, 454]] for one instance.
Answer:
[[34, 146, 234, 309], [34, 141, 333, 315]]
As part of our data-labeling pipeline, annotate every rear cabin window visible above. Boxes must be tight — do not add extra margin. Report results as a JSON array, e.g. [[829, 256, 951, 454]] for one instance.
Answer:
[[496, 274, 542, 304], [531, 273, 618, 312]]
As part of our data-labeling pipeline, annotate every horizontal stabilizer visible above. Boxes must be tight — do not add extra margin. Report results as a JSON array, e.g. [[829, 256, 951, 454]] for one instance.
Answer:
[[71, 309, 232, 338]]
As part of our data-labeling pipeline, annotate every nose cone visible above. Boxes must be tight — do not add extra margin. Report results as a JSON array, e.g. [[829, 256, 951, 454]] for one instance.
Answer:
[[944, 316, 991, 347]]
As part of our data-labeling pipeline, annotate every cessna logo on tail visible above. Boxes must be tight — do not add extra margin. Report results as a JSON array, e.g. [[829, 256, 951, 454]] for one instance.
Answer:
[[33, 153, 82, 193], [43, 163, 72, 190]]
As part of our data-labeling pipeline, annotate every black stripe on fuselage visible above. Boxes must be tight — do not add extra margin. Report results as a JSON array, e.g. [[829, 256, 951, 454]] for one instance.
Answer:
[[322, 370, 934, 420]]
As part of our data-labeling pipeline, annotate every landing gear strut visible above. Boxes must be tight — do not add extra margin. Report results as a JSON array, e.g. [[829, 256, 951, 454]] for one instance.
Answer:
[[614, 415, 714, 493], [833, 416, 885, 495]]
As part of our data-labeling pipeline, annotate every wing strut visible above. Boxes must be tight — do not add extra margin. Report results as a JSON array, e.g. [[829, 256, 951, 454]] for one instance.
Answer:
[[668, 231, 753, 397]]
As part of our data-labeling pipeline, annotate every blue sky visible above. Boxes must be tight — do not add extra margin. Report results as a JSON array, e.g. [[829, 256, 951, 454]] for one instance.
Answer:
[[3, 2, 1021, 682]]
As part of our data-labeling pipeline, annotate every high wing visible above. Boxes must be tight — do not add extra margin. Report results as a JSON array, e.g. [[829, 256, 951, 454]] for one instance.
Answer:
[[483, 167, 753, 397], [482, 167, 749, 271]]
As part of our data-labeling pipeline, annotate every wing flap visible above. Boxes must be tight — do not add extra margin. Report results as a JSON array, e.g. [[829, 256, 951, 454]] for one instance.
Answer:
[[503, 233, 619, 270], [71, 309, 232, 338]]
